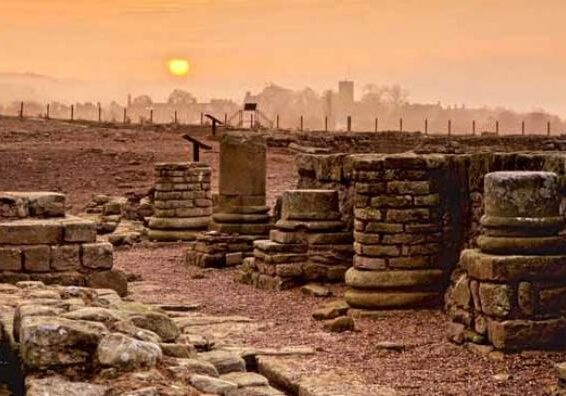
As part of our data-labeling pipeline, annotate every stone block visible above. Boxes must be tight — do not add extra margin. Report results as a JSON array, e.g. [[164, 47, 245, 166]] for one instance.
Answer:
[[0, 193, 29, 218], [81, 242, 113, 270], [388, 256, 432, 269], [364, 222, 403, 234], [538, 286, 566, 313], [86, 270, 128, 297], [147, 229, 200, 242], [280, 190, 340, 221], [463, 249, 566, 281], [517, 282, 534, 315], [345, 268, 444, 289], [225, 252, 243, 267], [345, 289, 440, 309], [0, 219, 63, 245], [62, 218, 97, 243], [219, 133, 266, 196], [387, 181, 430, 195], [353, 208, 382, 221], [487, 317, 566, 350], [0, 246, 22, 271], [7, 192, 66, 218], [479, 283, 513, 318], [386, 209, 429, 223], [370, 195, 412, 208], [484, 171, 560, 218], [353, 255, 386, 270], [148, 216, 210, 230], [50, 245, 81, 271], [22, 245, 50, 272]]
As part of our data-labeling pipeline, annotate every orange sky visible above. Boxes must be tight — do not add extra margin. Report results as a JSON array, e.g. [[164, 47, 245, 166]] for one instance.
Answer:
[[1, 0, 566, 114]]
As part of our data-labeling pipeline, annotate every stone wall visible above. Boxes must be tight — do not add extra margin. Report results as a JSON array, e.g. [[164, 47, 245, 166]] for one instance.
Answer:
[[148, 163, 212, 242], [0, 192, 125, 295], [296, 151, 566, 308]]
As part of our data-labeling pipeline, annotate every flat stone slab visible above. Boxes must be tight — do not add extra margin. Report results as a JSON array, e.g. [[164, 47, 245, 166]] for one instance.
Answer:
[[280, 190, 341, 221]]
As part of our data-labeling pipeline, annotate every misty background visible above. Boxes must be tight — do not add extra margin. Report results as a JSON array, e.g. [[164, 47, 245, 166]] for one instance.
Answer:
[[1, 0, 566, 133]]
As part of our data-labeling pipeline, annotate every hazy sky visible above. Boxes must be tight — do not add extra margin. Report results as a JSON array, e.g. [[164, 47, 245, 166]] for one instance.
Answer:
[[2, 0, 566, 115]]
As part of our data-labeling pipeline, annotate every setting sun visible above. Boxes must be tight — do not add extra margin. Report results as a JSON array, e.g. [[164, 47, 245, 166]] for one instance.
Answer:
[[168, 59, 190, 76]]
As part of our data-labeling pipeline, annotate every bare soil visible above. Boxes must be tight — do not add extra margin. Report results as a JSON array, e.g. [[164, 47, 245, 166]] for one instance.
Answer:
[[1, 116, 564, 395]]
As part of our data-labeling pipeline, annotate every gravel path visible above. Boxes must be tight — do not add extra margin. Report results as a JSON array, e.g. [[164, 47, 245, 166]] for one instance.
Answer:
[[116, 244, 565, 395]]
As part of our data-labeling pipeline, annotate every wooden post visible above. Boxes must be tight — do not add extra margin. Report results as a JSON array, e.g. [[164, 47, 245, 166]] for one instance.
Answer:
[[71, 105, 74, 121], [149, 109, 153, 124], [324, 116, 328, 132], [375, 117, 378, 133], [472, 120, 476, 136], [19, 101, 24, 119], [251, 113, 254, 129], [496, 120, 499, 135], [276, 114, 280, 129], [521, 120, 525, 135], [425, 118, 428, 135], [200, 112, 204, 126], [174, 110, 178, 124], [46, 104, 50, 120], [123, 108, 127, 124], [547, 121, 551, 136], [98, 103, 102, 122], [224, 113, 228, 126], [300, 115, 303, 131], [347, 116, 352, 132], [448, 119, 451, 136], [399, 118, 403, 132]]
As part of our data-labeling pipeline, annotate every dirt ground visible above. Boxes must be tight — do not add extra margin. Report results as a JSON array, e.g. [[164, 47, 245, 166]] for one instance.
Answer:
[[1, 116, 565, 395]]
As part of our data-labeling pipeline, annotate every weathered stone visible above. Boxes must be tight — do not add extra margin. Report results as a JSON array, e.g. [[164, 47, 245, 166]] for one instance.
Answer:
[[62, 218, 97, 243], [345, 289, 439, 309], [487, 317, 566, 350], [345, 268, 444, 289], [280, 190, 340, 221], [160, 342, 196, 358], [20, 316, 107, 369], [220, 134, 266, 197], [221, 372, 269, 388], [478, 283, 513, 318], [323, 316, 355, 332], [312, 300, 350, 320], [22, 245, 50, 272], [147, 216, 210, 230], [86, 270, 128, 297], [199, 350, 246, 374], [0, 247, 21, 271], [81, 242, 113, 270], [26, 377, 109, 396], [50, 245, 80, 271], [190, 374, 238, 394], [124, 312, 177, 344], [301, 284, 332, 297], [484, 171, 560, 218], [0, 219, 63, 245], [477, 235, 566, 255], [97, 332, 162, 370]]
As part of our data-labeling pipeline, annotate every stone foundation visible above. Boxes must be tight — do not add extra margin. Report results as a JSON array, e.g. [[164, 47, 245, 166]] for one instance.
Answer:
[[0, 192, 126, 295], [147, 163, 212, 242], [209, 133, 272, 241], [445, 171, 566, 350], [238, 190, 353, 290], [185, 231, 252, 268]]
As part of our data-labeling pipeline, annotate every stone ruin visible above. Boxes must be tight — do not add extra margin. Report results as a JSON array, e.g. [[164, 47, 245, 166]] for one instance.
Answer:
[[238, 189, 353, 290], [148, 162, 212, 242], [0, 192, 126, 296], [186, 133, 272, 268], [209, 133, 271, 239], [446, 171, 566, 350], [345, 154, 446, 311]]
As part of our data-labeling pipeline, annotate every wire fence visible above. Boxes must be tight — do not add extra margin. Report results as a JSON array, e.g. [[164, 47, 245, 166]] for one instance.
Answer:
[[1, 100, 563, 137]]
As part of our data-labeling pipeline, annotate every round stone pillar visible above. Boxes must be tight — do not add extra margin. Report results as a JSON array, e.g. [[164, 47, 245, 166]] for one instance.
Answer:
[[446, 171, 566, 350]]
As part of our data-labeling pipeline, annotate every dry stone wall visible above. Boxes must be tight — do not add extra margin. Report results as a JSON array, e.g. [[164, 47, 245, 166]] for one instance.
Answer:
[[148, 163, 212, 242], [445, 171, 566, 350], [0, 192, 126, 295], [296, 151, 566, 308]]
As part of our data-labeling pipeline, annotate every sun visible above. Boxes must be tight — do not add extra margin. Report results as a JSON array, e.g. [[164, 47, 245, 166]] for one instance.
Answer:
[[168, 59, 190, 76]]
